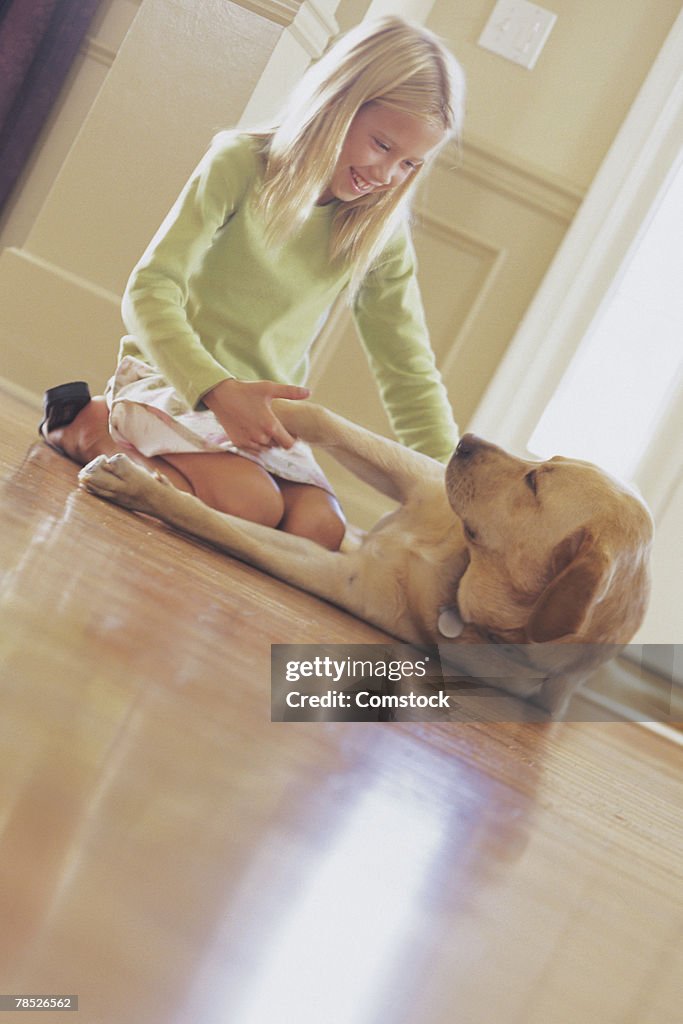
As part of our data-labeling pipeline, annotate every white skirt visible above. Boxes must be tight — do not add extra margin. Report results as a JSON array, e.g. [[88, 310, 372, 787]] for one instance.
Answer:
[[105, 355, 334, 494]]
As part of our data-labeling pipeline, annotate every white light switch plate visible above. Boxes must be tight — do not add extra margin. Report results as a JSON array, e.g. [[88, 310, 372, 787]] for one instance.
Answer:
[[478, 0, 557, 70]]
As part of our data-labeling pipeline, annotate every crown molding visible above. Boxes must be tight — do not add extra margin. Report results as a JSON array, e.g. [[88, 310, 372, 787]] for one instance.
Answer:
[[81, 38, 116, 68], [231, 0, 302, 28], [289, 1, 338, 57], [230, 0, 337, 54]]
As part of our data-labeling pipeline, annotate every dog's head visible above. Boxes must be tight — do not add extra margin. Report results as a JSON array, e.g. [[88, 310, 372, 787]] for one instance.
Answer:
[[445, 434, 654, 646]]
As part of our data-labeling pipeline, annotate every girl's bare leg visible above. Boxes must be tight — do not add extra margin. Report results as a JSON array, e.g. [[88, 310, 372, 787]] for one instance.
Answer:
[[43, 391, 348, 544], [162, 457, 346, 548], [162, 452, 284, 528], [44, 397, 345, 546], [276, 479, 346, 551], [44, 398, 284, 526], [42, 397, 195, 494]]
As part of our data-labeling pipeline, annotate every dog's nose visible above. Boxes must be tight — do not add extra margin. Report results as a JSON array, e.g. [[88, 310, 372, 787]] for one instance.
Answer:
[[454, 433, 484, 460]]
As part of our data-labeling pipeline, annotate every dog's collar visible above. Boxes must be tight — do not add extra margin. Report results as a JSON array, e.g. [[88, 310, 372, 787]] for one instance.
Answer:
[[438, 604, 464, 638]]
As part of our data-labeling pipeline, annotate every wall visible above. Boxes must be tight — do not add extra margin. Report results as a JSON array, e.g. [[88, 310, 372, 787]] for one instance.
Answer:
[[0, 0, 680, 533], [431, 0, 682, 191], [0, 0, 139, 251], [308, 0, 681, 521], [0, 0, 288, 399]]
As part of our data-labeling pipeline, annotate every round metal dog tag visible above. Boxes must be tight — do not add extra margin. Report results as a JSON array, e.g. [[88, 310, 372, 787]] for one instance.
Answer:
[[438, 605, 464, 638]]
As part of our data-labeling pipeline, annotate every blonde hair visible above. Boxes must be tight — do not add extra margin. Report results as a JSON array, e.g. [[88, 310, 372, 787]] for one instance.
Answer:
[[253, 16, 465, 297]]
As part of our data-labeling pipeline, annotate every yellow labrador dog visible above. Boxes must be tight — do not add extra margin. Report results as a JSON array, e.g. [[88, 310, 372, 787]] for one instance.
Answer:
[[78, 400, 653, 716]]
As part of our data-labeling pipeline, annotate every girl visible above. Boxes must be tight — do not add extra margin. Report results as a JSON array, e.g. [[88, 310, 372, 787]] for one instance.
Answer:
[[40, 16, 465, 550]]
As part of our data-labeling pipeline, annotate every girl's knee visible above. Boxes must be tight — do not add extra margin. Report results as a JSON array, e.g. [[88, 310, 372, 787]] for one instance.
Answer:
[[173, 453, 285, 526], [231, 478, 284, 527], [280, 487, 346, 550], [206, 475, 284, 527], [306, 509, 346, 551]]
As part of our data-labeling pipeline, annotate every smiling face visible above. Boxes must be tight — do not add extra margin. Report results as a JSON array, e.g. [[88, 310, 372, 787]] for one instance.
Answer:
[[317, 102, 445, 205]]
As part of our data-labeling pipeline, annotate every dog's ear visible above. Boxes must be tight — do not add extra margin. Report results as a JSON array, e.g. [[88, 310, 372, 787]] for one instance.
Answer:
[[526, 530, 612, 643]]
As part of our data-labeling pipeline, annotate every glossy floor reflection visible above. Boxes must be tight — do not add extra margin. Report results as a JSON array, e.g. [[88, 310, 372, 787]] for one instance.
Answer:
[[1, 387, 682, 1024]]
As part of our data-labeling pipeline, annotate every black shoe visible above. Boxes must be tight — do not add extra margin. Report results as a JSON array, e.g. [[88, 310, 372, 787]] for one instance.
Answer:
[[39, 381, 91, 439]]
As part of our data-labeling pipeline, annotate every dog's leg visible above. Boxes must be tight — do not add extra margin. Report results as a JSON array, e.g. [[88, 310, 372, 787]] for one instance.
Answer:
[[272, 400, 444, 502], [78, 454, 360, 607]]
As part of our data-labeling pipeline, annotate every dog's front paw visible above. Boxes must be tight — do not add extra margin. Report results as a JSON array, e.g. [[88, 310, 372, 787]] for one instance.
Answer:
[[78, 453, 164, 514]]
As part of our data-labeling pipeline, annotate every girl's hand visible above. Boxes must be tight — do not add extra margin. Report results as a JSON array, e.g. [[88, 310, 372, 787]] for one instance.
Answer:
[[203, 378, 310, 452]]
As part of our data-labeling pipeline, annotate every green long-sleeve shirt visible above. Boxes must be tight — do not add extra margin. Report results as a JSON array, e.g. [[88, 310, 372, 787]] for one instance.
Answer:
[[120, 131, 458, 461]]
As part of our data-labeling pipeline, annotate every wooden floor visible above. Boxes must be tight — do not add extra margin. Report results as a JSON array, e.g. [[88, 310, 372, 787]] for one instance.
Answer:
[[1, 386, 682, 1024]]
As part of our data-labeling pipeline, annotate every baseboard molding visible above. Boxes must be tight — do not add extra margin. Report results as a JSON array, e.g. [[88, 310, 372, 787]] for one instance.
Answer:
[[574, 653, 682, 734], [0, 246, 123, 395], [0, 376, 42, 410]]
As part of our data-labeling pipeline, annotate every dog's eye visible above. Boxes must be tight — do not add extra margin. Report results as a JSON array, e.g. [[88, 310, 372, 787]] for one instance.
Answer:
[[464, 522, 477, 542], [525, 470, 538, 495]]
